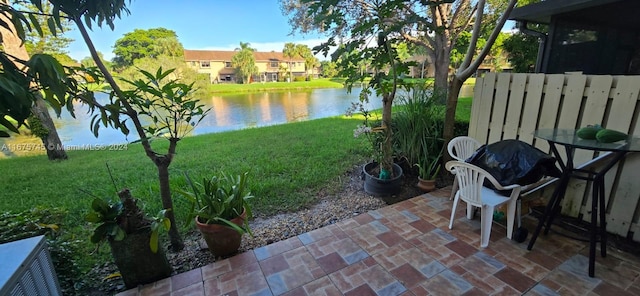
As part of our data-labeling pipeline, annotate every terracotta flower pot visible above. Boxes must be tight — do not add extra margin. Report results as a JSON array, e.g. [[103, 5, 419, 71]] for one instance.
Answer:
[[195, 210, 246, 257], [417, 177, 436, 192]]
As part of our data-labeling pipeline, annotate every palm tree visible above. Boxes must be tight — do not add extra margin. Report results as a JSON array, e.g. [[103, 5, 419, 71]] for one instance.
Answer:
[[283, 42, 298, 82], [232, 42, 258, 84]]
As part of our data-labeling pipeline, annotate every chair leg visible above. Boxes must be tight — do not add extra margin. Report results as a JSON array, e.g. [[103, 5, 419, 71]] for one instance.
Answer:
[[449, 178, 458, 201], [449, 193, 460, 230], [506, 198, 518, 240], [480, 205, 494, 248], [467, 203, 475, 219]]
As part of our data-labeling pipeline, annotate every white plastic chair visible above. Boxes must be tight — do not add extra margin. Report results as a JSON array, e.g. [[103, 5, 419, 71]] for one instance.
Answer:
[[447, 136, 481, 200], [445, 161, 522, 248]]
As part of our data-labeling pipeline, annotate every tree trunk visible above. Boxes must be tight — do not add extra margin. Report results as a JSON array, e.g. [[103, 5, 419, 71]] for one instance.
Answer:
[[432, 34, 451, 91], [443, 77, 464, 163], [75, 18, 186, 251], [157, 161, 184, 251], [0, 5, 67, 160], [30, 99, 67, 160], [380, 92, 394, 176]]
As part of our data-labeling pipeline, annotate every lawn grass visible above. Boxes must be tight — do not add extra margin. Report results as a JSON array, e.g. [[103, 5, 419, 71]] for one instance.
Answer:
[[208, 78, 344, 94], [456, 96, 473, 121], [0, 117, 370, 224], [0, 94, 473, 289]]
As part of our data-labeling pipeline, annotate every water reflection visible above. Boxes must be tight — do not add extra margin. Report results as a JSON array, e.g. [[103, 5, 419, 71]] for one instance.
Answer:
[[1, 84, 474, 150]]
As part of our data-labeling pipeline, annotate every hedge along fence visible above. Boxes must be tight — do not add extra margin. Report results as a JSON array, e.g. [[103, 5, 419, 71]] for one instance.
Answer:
[[469, 72, 640, 241]]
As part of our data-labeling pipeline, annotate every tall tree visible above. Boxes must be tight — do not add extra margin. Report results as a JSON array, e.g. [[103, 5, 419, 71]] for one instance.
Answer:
[[281, 0, 518, 152], [3, 0, 210, 251], [306, 1, 415, 176], [503, 32, 538, 72], [282, 42, 299, 81], [297, 44, 318, 78], [112, 27, 183, 69], [443, 0, 517, 149], [1, 0, 68, 160], [320, 60, 337, 77], [80, 51, 111, 68], [18, 1, 73, 56], [231, 42, 258, 84]]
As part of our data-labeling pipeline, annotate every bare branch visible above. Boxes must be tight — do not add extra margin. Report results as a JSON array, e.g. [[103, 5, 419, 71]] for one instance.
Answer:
[[457, 0, 518, 79]]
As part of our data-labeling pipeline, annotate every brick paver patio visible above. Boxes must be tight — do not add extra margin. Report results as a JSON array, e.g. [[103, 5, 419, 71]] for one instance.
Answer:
[[116, 188, 640, 295]]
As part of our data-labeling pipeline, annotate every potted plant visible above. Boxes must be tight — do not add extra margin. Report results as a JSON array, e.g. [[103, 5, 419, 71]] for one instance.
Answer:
[[179, 171, 253, 257], [415, 154, 441, 192], [414, 131, 444, 192], [85, 189, 172, 289], [323, 5, 414, 196]]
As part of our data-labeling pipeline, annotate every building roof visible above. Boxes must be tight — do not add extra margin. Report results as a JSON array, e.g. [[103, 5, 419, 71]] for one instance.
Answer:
[[184, 49, 304, 62], [509, 0, 624, 24]]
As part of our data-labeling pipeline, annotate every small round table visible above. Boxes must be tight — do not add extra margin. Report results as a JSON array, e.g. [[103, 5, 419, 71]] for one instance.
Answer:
[[527, 128, 640, 277]]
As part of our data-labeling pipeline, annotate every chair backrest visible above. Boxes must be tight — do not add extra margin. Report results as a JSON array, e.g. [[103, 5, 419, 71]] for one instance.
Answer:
[[445, 161, 501, 207], [447, 136, 481, 162]]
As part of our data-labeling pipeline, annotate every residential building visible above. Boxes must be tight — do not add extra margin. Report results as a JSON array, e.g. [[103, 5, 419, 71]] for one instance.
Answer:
[[184, 49, 306, 83]]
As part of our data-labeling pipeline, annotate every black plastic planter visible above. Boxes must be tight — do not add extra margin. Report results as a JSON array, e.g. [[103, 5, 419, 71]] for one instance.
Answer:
[[363, 162, 403, 196]]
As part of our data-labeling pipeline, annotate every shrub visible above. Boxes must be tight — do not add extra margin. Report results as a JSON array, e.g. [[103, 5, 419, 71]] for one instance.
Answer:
[[293, 76, 306, 82], [392, 86, 469, 177]]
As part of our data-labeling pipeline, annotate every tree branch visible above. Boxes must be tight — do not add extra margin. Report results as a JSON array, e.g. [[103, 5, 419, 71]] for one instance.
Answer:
[[73, 16, 158, 159], [457, 0, 518, 79]]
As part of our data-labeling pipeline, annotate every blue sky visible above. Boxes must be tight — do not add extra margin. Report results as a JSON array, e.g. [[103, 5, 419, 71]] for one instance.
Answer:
[[66, 0, 327, 61]]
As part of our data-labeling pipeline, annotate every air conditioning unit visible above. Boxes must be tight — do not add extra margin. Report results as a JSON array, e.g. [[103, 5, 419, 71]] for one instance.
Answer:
[[0, 235, 62, 296]]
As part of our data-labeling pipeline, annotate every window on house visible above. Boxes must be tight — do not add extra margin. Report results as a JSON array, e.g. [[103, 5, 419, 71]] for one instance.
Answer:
[[200, 61, 210, 68], [225, 61, 233, 68], [270, 61, 279, 68]]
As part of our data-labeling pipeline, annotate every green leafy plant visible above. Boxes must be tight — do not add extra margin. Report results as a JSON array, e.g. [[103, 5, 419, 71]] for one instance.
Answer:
[[179, 171, 254, 235], [394, 85, 446, 179], [85, 198, 125, 246], [346, 102, 385, 168], [414, 144, 442, 180], [85, 195, 170, 253]]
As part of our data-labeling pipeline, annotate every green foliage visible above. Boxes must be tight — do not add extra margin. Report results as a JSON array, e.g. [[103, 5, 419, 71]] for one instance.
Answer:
[[85, 196, 171, 254], [81, 51, 112, 69], [27, 114, 49, 138], [112, 27, 183, 69], [231, 42, 258, 84], [298, 44, 319, 75], [117, 55, 207, 96], [283, 42, 300, 80], [0, 51, 91, 135], [0, 208, 82, 295], [320, 61, 338, 77], [179, 171, 254, 235], [346, 102, 384, 166], [17, 1, 74, 56], [451, 31, 487, 70], [503, 32, 540, 73], [309, 0, 417, 175], [393, 86, 446, 179], [84, 198, 126, 246], [119, 68, 210, 140]]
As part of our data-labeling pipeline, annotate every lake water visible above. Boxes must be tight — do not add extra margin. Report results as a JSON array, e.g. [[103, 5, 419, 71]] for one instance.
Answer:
[[6, 85, 474, 148]]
